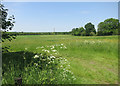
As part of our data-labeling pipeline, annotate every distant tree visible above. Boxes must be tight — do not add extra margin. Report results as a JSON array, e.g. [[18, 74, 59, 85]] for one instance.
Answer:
[[0, 4, 16, 52], [71, 27, 85, 36], [71, 28, 76, 35], [81, 30, 86, 36], [85, 22, 96, 36], [97, 18, 119, 36], [90, 32, 96, 36], [78, 27, 85, 36], [74, 28, 79, 36]]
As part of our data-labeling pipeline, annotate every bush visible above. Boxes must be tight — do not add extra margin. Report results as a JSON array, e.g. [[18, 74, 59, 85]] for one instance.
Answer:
[[90, 32, 96, 36], [81, 31, 86, 36], [2, 44, 76, 84]]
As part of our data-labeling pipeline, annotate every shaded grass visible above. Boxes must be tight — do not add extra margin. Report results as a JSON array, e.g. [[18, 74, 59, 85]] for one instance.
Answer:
[[2, 35, 118, 84]]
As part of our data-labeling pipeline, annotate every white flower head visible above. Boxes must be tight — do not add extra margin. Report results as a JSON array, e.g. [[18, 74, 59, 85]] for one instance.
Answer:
[[52, 50, 57, 52], [60, 65, 63, 68], [36, 47, 40, 49], [41, 46, 44, 48], [50, 56, 55, 59], [55, 53, 57, 54], [46, 50, 50, 53], [34, 63, 38, 66], [61, 44, 63, 45], [34, 55, 39, 58]]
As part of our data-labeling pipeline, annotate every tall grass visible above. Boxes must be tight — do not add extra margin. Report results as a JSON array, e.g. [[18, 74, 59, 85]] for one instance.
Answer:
[[2, 35, 118, 84]]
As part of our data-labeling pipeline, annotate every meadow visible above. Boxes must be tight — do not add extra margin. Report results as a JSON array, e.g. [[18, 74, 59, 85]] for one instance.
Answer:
[[2, 35, 118, 84]]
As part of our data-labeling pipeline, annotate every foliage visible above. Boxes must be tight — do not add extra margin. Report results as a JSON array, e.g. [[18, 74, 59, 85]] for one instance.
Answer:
[[71, 23, 96, 36], [90, 32, 96, 36], [0, 4, 16, 42], [2, 43, 76, 84], [84, 22, 96, 36], [3, 32, 71, 36], [2, 35, 118, 84], [97, 18, 119, 36], [71, 27, 85, 36], [0, 4, 16, 52]]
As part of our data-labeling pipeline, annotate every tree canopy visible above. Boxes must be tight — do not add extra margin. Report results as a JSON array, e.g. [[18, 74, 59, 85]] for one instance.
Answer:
[[0, 4, 16, 42], [71, 27, 85, 36], [70, 18, 119, 36], [97, 18, 119, 36], [84, 22, 96, 36], [0, 4, 16, 52]]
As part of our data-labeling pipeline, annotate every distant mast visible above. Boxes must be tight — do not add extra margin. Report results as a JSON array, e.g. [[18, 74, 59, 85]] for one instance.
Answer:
[[53, 28, 55, 35]]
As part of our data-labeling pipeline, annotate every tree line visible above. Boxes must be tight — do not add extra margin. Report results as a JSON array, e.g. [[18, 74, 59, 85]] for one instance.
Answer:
[[1, 3, 119, 44], [2, 18, 119, 36], [71, 18, 119, 36], [3, 32, 70, 35]]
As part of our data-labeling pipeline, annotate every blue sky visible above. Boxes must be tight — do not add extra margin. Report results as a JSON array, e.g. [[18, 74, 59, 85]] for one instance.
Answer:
[[3, 2, 118, 32]]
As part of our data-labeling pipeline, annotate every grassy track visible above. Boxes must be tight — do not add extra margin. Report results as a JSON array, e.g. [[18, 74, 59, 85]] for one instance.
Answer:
[[2, 35, 118, 84]]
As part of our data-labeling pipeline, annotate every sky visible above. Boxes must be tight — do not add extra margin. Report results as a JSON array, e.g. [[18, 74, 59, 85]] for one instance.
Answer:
[[2, 2, 118, 32]]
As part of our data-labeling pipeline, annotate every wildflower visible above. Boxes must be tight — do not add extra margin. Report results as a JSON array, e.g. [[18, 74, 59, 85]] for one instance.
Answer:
[[66, 70, 69, 72], [54, 53, 58, 54], [91, 41, 95, 44], [34, 55, 39, 58], [23, 57, 26, 60], [68, 65, 70, 67], [65, 59, 67, 62], [41, 46, 44, 48], [73, 78, 76, 80], [52, 50, 57, 52], [42, 49, 50, 53], [50, 56, 55, 59], [52, 46, 55, 49], [84, 40, 88, 43], [60, 47, 62, 49], [36, 47, 40, 49], [42, 49, 45, 51], [60, 65, 63, 68], [47, 46, 49, 47], [46, 50, 50, 53], [61, 44, 63, 46], [25, 48, 27, 50], [34, 63, 38, 66], [51, 48, 53, 50], [63, 46, 67, 49], [98, 40, 102, 43]]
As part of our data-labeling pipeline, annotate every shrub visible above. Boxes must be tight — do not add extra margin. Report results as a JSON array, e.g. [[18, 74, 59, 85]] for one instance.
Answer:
[[2, 44, 76, 84], [90, 32, 96, 36]]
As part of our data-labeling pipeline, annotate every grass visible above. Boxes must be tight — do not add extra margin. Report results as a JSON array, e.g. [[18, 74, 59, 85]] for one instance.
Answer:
[[2, 35, 118, 84]]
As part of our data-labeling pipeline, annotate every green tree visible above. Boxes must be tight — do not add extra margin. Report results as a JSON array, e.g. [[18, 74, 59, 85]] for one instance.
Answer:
[[71, 28, 76, 35], [0, 4, 16, 52], [71, 27, 85, 36], [84, 22, 96, 36], [97, 18, 119, 36], [81, 30, 86, 36], [78, 27, 85, 36]]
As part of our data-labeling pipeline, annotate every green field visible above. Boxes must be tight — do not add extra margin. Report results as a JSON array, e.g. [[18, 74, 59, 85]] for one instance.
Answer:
[[2, 35, 118, 84]]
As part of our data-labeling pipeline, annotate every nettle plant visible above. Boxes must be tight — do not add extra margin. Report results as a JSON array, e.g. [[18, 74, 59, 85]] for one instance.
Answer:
[[23, 44, 76, 84]]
